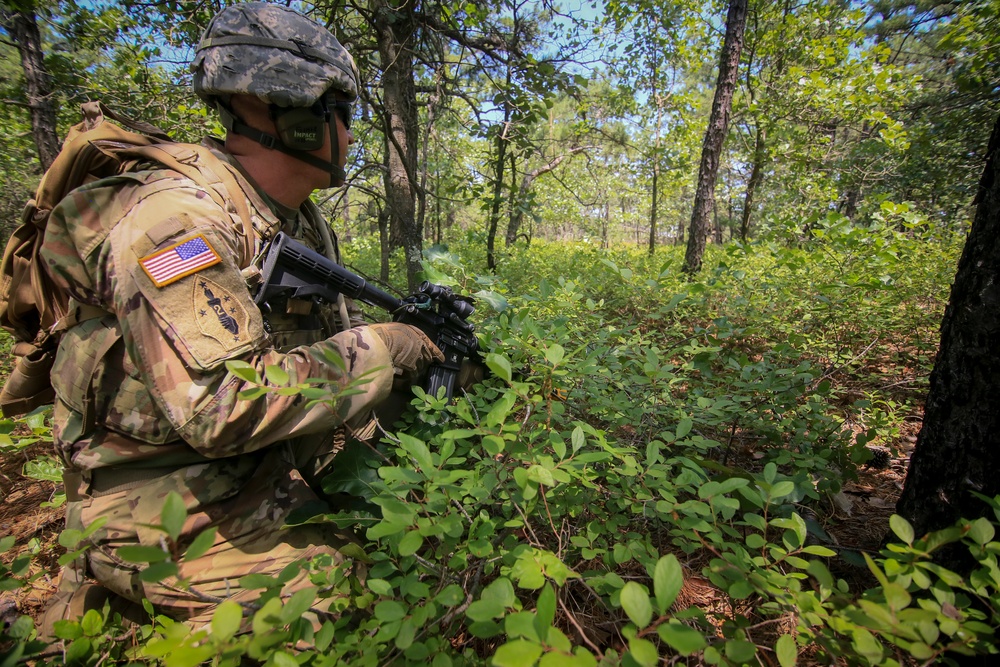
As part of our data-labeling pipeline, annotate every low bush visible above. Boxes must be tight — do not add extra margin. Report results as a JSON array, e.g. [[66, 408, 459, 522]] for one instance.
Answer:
[[4, 224, 992, 666]]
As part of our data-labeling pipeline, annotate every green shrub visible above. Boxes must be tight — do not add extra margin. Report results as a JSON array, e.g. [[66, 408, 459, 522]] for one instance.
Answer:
[[3, 228, 986, 666]]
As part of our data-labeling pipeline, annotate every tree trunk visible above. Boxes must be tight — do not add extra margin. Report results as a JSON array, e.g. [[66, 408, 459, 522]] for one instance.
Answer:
[[714, 200, 723, 244], [373, 0, 422, 289], [378, 206, 391, 284], [683, 0, 748, 274], [602, 201, 609, 249], [648, 158, 659, 254], [507, 149, 587, 246], [486, 67, 512, 272], [895, 113, 1000, 573], [648, 58, 662, 256], [741, 125, 766, 241], [1, 6, 60, 170]]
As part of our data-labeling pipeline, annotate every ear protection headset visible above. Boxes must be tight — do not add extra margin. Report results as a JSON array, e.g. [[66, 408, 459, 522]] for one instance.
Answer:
[[217, 94, 352, 186], [273, 104, 328, 151]]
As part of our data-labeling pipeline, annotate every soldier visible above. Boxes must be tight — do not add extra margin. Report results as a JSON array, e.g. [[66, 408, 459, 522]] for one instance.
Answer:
[[40, 2, 442, 627]]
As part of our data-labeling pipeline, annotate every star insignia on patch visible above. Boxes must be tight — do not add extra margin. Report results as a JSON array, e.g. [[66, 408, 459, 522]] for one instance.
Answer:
[[193, 277, 251, 349], [140, 235, 222, 288]]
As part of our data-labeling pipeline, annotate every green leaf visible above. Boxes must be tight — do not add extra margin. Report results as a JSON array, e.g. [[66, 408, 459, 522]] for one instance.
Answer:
[[492, 639, 543, 667], [658, 622, 707, 654], [182, 527, 217, 562], [769, 481, 795, 500], [52, 619, 82, 641], [80, 609, 103, 636], [22, 456, 62, 483], [486, 353, 513, 383], [160, 492, 186, 542], [0, 642, 23, 667], [238, 387, 268, 400], [395, 617, 417, 649], [65, 637, 93, 664], [139, 561, 179, 583], [775, 634, 797, 667], [436, 584, 465, 606], [368, 520, 407, 540], [473, 290, 508, 312], [628, 637, 658, 667], [620, 581, 653, 628], [466, 598, 506, 623], [58, 529, 83, 549], [375, 600, 408, 622], [889, 515, 914, 545], [211, 600, 243, 641], [483, 577, 517, 607], [264, 364, 290, 385], [486, 392, 517, 427], [239, 573, 281, 590], [534, 584, 556, 642], [483, 435, 506, 456], [398, 530, 424, 557], [280, 587, 317, 623], [526, 465, 555, 487], [225, 360, 260, 383], [883, 582, 911, 612], [653, 554, 683, 614], [506, 612, 540, 642], [850, 627, 884, 660], [321, 438, 381, 497], [725, 639, 757, 663], [544, 344, 565, 366], [316, 621, 335, 652], [676, 417, 693, 439], [966, 517, 995, 545], [399, 433, 435, 472], [271, 651, 299, 667]]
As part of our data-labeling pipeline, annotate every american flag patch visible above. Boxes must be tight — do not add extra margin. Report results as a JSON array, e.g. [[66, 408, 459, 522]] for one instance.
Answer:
[[139, 235, 222, 287]]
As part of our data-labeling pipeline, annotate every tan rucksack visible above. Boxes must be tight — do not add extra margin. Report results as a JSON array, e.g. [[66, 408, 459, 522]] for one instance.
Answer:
[[0, 101, 255, 417]]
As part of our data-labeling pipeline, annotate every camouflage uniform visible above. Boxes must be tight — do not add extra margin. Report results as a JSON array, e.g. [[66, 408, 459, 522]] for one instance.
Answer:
[[41, 141, 393, 623], [41, 3, 392, 624]]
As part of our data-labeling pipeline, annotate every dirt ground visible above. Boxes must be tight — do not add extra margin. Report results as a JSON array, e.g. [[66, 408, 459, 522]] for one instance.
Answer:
[[0, 440, 65, 627]]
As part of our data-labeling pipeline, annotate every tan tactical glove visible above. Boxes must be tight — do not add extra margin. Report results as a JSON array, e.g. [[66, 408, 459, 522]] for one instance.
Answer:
[[369, 322, 445, 389]]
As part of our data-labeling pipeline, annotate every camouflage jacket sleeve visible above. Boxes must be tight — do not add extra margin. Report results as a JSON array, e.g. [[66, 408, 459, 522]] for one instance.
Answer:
[[101, 179, 394, 458]]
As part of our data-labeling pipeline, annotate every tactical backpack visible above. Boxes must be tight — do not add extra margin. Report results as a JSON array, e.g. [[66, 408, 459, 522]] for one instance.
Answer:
[[0, 101, 255, 417]]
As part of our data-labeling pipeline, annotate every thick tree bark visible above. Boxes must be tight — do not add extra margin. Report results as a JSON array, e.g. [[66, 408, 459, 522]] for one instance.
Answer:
[[895, 113, 1000, 572], [373, 0, 422, 289], [1, 6, 60, 170], [683, 0, 748, 273]]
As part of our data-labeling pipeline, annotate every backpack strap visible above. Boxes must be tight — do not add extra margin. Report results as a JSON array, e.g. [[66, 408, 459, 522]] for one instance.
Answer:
[[114, 144, 257, 266]]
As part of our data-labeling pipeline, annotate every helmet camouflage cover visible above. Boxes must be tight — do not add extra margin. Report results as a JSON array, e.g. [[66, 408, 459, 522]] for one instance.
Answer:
[[191, 1, 359, 108]]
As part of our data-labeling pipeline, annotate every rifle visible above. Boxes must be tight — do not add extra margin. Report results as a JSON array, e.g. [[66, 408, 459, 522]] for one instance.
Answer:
[[255, 232, 480, 400]]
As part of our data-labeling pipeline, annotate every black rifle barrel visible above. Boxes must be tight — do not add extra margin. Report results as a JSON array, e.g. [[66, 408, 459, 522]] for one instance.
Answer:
[[255, 232, 404, 314]]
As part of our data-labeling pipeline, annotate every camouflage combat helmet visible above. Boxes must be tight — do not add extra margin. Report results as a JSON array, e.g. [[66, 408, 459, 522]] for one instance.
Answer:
[[191, 1, 359, 107]]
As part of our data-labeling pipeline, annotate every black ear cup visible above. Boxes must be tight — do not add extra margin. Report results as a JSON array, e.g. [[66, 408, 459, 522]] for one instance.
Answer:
[[274, 108, 326, 150]]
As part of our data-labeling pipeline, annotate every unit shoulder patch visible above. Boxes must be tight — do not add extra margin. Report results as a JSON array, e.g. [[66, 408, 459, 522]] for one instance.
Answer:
[[193, 277, 252, 348], [139, 234, 221, 287]]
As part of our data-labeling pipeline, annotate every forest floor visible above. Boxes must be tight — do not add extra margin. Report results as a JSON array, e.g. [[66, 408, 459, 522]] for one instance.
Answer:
[[0, 414, 925, 640]]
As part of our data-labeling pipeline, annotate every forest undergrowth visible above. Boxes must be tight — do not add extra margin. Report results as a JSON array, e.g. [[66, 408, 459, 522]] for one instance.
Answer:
[[3, 212, 1000, 666]]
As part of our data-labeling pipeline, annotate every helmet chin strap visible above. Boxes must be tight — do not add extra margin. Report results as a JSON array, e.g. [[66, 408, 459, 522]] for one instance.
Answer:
[[218, 104, 345, 186]]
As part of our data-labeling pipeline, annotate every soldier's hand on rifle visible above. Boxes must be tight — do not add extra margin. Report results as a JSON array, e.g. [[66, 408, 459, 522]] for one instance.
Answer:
[[369, 322, 445, 389]]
